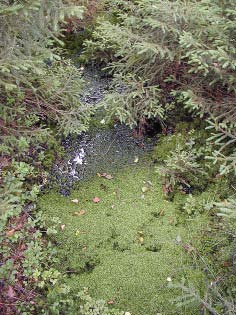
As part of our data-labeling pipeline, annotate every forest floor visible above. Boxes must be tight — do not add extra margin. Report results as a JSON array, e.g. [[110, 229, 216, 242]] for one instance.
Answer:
[[39, 155, 209, 315]]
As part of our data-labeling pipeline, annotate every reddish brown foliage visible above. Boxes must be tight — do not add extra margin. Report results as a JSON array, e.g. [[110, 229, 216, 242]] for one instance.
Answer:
[[65, 0, 102, 33], [0, 213, 39, 315]]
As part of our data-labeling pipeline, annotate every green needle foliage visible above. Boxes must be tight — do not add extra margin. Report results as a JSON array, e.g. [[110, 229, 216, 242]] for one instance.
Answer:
[[82, 4, 236, 312], [1, 0, 236, 314], [0, 0, 92, 150], [156, 144, 205, 194], [0, 1, 96, 313], [84, 0, 236, 173]]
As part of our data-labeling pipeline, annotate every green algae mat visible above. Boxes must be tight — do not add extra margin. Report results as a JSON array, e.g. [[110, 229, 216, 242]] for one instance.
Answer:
[[39, 161, 208, 315]]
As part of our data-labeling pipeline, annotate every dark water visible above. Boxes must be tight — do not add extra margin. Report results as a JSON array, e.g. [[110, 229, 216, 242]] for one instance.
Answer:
[[49, 67, 157, 196], [79, 65, 111, 105], [50, 124, 155, 196]]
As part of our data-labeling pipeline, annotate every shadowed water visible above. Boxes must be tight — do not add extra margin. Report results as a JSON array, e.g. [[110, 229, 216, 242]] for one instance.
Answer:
[[51, 124, 155, 196], [49, 66, 157, 196]]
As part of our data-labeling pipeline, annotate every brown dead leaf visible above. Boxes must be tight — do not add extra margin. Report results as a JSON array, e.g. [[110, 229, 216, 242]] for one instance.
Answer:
[[6, 229, 15, 237], [223, 261, 231, 267], [162, 184, 173, 195], [93, 197, 101, 203], [182, 243, 196, 254], [19, 243, 27, 251], [73, 210, 86, 216], [100, 173, 113, 180], [105, 174, 113, 180], [14, 222, 23, 231], [0, 157, 11, 168]]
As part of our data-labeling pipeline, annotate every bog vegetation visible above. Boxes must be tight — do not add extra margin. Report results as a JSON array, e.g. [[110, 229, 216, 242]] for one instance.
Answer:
[[0, 0, 235, 314]]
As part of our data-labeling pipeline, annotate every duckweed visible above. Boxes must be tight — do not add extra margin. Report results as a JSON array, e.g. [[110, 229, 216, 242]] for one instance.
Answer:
[[39, 161, 209, 315]]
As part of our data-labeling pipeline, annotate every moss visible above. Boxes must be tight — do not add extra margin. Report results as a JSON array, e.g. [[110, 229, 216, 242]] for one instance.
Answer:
[[154, 119, 211, 164], [38, 158, 211, 315], [153, 133, 185, 161], [153, 120, 224, 197], [88, 112, 115, 130], [42, 135, 66, 169]]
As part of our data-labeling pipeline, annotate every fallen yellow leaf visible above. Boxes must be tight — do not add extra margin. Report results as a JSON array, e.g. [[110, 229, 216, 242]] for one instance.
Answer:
[[139, 237, 144, 244], [71, 199, 79, 203], [73, 210, 86, 216], [159, 209, 165, 216], [142, 186, 149, 193]]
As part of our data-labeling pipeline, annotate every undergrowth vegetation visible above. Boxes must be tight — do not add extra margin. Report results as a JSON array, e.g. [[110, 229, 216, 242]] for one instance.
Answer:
[[0, 0, 91, 313], [81, 6, 236, 310], [0, 0, 236, 314], [84, 0, 236, 173]]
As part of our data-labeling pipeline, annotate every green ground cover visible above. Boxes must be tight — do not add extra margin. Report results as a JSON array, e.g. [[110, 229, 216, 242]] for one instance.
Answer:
[[39, 158, 209, 315]]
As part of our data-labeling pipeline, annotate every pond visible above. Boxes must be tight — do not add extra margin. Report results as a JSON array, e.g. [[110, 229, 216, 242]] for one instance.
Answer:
[[38, 66, 208, 315], [39, 160, 208, 315]]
